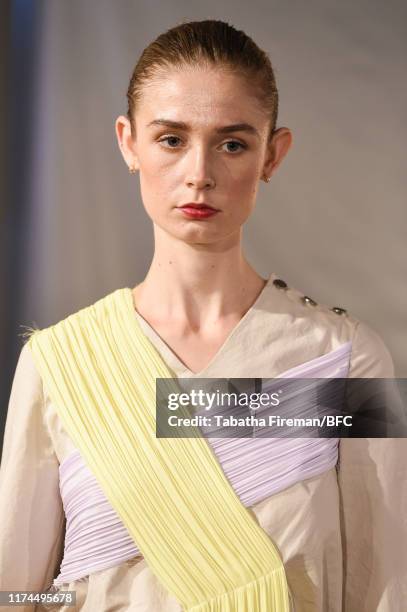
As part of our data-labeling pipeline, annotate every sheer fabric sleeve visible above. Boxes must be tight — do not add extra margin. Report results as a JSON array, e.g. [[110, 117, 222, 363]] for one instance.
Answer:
[[0, 343, 65, 604], [337, 320, 407, 611]]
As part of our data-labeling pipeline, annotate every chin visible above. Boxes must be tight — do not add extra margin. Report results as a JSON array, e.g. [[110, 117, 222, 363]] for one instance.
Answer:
[[177, 223, 242, 247], [177, 228, 222, 245]]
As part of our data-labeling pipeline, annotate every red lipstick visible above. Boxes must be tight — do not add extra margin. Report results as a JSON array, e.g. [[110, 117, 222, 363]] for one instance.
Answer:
[[178, 203, 219, 219]]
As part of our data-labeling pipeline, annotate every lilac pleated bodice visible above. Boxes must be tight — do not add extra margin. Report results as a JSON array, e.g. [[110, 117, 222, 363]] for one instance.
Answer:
[[54, 341, 351, 586]]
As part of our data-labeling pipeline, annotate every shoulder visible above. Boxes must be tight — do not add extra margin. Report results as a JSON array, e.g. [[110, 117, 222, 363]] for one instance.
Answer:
[[348, 319, 394, 377], [12, 342, 44, 397], [2, 343, 47, 465], [24, 287, 126, 349], [269, 273, 356, 331], [269, 274, 394, 377]]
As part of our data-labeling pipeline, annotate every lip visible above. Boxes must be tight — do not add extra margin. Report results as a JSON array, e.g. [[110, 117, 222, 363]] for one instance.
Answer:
[[178, 206, 219, 219], [179, 203, 218, 211]]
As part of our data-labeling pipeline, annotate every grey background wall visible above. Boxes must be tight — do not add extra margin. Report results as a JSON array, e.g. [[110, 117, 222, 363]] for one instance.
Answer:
[[2, 0, 406, 444]]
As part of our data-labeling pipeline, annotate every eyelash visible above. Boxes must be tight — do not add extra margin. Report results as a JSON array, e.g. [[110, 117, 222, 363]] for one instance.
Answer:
[[157, 135, 248, 153]]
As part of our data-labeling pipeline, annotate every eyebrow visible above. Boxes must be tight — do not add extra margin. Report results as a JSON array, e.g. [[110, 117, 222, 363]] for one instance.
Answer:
[[147, 118, 260, 138]]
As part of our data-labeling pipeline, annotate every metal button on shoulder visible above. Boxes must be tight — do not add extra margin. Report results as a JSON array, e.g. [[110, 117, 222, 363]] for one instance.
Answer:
[[331, 306, 347, 315], [273, 279, 288, 290], [301, 295, 317, 307]]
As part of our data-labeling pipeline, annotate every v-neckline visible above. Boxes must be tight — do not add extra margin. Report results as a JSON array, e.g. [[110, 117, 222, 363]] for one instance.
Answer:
[[122, 273, 276, 377]]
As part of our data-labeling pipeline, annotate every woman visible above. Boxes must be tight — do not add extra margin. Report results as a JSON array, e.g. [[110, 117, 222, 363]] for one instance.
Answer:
[[0, 19, 405, 612]]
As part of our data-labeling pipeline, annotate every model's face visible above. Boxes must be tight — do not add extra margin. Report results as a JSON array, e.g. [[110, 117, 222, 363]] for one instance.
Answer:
[[118, 66, 291, 245]]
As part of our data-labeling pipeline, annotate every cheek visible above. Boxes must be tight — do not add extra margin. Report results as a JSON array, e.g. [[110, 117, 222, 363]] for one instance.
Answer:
[[139, 149, 180, 194], [138, 153, 174, 201], [228, 164, 260, 203], [138, 164, 179, 225], [138, 144, 262, 219], [226, 164, 261, 223]]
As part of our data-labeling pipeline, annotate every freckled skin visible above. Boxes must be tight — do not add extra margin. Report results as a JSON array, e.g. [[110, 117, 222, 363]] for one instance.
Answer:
[[116, 66, 292, 249]]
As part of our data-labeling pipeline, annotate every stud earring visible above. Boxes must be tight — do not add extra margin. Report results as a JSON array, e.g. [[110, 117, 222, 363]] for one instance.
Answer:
[[129, 164, 137, 175], [262, 175, 270, 183]]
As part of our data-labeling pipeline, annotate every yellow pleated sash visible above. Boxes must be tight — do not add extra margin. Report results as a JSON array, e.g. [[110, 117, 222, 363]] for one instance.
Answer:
[[27, 288, 290, 611]]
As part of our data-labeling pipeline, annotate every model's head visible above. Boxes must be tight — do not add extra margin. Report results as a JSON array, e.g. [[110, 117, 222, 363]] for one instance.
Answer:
[[116, 19, 292, 246]]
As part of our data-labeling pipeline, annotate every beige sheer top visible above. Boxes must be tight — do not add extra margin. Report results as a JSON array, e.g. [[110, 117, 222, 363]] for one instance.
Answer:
[[0, 273, 405, 611]]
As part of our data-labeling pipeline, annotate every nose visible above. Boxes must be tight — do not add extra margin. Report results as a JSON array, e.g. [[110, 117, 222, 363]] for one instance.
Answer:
[[185, 147, 216, 190], [186, 176, 216, 189]]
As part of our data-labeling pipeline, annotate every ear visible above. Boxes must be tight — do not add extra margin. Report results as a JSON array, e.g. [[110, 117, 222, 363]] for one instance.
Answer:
[[261, 127, 293, 181], [115, 115, 140, 171]]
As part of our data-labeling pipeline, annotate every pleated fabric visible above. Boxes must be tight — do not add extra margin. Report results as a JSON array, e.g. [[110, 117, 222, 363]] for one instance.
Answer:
[[53, 340, 351, 586], [27, 287, 290, 611]]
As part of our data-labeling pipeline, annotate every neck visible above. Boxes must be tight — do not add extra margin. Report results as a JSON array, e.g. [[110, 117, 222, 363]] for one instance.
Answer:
[[132, 226, 268, 329]]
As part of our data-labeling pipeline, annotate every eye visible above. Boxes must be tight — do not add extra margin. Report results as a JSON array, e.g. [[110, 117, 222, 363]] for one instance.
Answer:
[[157, 135, 183, 148], [221, 140, 247, 154], [156, 135, 247, 153]]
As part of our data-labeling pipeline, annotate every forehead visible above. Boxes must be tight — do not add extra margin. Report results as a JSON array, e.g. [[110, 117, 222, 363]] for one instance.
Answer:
[[136, 66, 266, 125]]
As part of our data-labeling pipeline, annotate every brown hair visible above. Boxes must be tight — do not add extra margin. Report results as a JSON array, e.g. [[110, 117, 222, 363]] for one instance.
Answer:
[[126, 19, 279, 141]]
